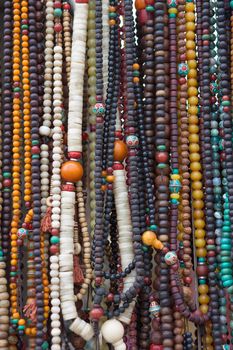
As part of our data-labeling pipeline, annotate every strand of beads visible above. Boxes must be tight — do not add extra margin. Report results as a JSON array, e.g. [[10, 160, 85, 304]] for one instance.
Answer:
[[9, 0, 21, 347], [1, 1, 13, 348]]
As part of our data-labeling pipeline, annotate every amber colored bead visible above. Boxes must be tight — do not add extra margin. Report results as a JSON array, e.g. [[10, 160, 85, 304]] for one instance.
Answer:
[[61, 160, 84, 182], [142, 230, 157, 246], [114, 140, 128, 162], [135, 0, 146, 10]]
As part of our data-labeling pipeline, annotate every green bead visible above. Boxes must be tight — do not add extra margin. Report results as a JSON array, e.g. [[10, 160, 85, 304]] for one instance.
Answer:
[[227, 285, 233, 294], [157, 145, 166, 151], [142, 245, 148, 252], [169, 13, 176, 18], [223, 279, 233, 288], [222, 274, 233, 282], [54, 8, 62, 17], [42, 341, 49, 350], [172, 168, 179, 174], [221, 244, 231, 251], [133, 70, 140, 77], [157, 163, 166, 169], [199, 279, 206, 284], [11, 319, 18, 324], [146, 5, 154, 11], [10, 272, 17, 276], [32, 154, 39, 159], [222, 225, 231, 232], [3, 172, 11, 178], [149, 225, 157, 231], [32, 140, 39, 145], [50, 236, 59, 244], [13, 87, 21, 92], [18, 325, 25, 330], [221, 268, 232, 275], [230, 1, 233, 9], [21, 24, 28, 29], [109, 12, 117, 18]]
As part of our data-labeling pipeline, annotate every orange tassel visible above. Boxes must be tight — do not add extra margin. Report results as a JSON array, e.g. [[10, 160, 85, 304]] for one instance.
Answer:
[[41, 207, 52, 232], [23, 300, 37, 323], [73, 255, 84, 284]]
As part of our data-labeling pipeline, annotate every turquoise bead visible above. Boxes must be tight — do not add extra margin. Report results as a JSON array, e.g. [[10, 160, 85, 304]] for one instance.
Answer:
[[54, 8, 62, 17], [50, 236, 59, 244], [223, 279, 233, 288]]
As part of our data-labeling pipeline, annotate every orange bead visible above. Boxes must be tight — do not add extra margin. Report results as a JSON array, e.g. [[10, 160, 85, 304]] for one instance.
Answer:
[[153, 239, 164, 250], [135, 0, 146, 10], [61, 161, 83, 182], [142, 230, 157, 246], [114, 140, 128, 162]]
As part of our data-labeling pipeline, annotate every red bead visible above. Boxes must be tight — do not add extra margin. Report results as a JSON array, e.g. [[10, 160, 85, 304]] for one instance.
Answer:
[[196, 265, 208, 276], [211, 96, 216, 104], [184, 276, 192, 284], [25, 202, 31, 209], [51, 229, 59, 236], [155, 152, 168, 163], [54, 2, 62, 8], [144, 277, 151, 285], [180, 53, 186, 61], [50, 245, 59, 255], [96, 116, 103, 124], [95, 277, 102, 286], [223, 106, 230, 112], [63, 3, 71, 10], [54, 23, 62, 32], [22, 223, 29, 229], [106, 293, 114, 302], [150, 345, 163, 350], [22, 19, 28, 24], [179, 77, 186, 85], [222, 95, 229, 101], [62, 184, 75, 192], [14, 92, 20, 98], [90, 307, 104, 320], [125, 127, 136, 135], [115, 131, 122, 139], [113, 163, 124, 170], [17, 239, 23, 246], [138, 9, 149, 25], [31, 146, 40, 154], [3, 179, 11, 187], [145, 0, 154, 4], [22, 30, 28, 35], [82, 132, 89, 141], [107, 167, 113, 175], [68, 152, 82, 159]]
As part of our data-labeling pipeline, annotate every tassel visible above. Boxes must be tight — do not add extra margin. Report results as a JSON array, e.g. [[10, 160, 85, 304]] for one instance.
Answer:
[[23, 300, 37, 323], [73, 255, 84, 284], [41, 206, 52, 232]]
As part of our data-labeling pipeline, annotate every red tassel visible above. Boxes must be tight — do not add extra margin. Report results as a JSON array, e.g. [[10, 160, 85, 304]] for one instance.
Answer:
[[41, 207, 52, 232], [23, 300, 37, 323], [73, 255, 84, 285]]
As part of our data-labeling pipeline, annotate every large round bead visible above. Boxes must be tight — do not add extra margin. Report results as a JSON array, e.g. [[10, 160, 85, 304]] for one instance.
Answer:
[[61, 161, 83, 182], [114, 140, 128, 162], [101, 319, 124, 344], [164, 251, 178, 265], [142, 230, 157, 246]]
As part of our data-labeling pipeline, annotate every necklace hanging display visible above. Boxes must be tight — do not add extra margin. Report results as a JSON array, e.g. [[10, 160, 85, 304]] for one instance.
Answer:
[[1, 0, 233, 349]]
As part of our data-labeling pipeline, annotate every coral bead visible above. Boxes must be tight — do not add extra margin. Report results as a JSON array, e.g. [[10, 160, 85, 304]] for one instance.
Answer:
[[135, 0, 146, 10], [142, 230, 157, 246], [90, 307, 104, 320], [61, 161, 83, 182], [114, 140, 128, 162]]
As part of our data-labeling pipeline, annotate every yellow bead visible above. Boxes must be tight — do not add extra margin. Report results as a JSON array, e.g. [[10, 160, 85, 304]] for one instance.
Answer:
[[185, 12, 195, 22], [187, 49, 196, 60], [188, 59, 197, 69], [188, 69, 197, 79], [195, 238, 206, 248], [190, 171, 202, 181], [189, 143, 200, 153], [186, 31, 195, 40], [198, 284, 209, 294], [195, 229, 205, 239], [188, 96, 198, 106], [194, 219, 205, 229], [190, 161, 201, 171], [196, 248, 207, 257], [171, 193, 180, 199], [198, 294, 210, 304], [168, 8, 177, 14], [142, 230, 157, 246], [189, 133, 199, 143], [192, 190, 203, 200], [200, 304, 209, 314], [185, 3, 195, 12], [189, 153, 200, 162], [186, 39, 195, 49], [186, 21, 195, 32], [188, 86, 198, 96], [171, 174, 180, 180], [189, 124, 199, 134], [193, 199, 204, 209], [152, 239, 164, 250]]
